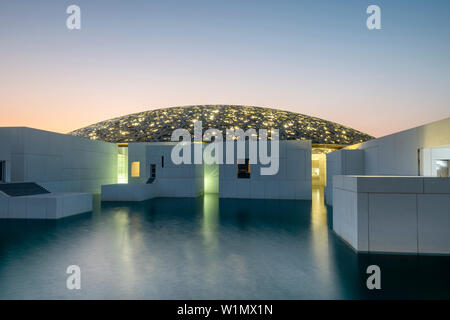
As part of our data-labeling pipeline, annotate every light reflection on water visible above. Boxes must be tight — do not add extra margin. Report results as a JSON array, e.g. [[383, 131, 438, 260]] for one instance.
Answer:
[[0, 190, 449, 299], [202, 194, 220, 252]]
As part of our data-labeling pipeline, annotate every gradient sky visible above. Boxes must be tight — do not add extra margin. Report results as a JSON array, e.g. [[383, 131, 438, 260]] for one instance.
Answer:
[[0, 0, 449, 137]]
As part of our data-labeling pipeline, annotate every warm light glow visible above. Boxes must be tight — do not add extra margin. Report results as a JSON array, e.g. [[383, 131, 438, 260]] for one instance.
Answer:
[[345, 143, 362, 150], [131, 161, 140, 178], [312, 153, 327, 187]]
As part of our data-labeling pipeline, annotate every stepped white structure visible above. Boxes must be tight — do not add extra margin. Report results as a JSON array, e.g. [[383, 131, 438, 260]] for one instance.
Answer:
[[327, 117, 450, 255]]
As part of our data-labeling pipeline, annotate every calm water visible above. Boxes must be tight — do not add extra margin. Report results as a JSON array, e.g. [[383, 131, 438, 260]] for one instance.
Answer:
[[0, 189, 449, 299]]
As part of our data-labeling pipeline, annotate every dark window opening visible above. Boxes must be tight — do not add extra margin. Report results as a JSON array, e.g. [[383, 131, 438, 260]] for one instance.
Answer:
[[161, 156, 164, 168], [0, 161, 4, 182], [237, 159, 250, 179], [417, 148, 421, 176], [151, 164, 156, 178]]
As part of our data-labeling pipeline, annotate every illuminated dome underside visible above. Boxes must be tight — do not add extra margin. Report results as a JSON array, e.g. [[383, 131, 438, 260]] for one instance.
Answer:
[[70, 105, 373, 145]]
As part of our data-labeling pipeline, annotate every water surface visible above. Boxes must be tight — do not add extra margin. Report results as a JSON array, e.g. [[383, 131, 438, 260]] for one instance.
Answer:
[[0, 189, 449, 299]]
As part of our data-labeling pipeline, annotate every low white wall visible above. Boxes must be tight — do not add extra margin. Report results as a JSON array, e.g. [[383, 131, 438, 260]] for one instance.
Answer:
[[101, 183, 157, 201], [119, 140, 312, 200], [219, 140, 312, 200], [127, 142, 204, 198], [333, 175, 450, 255], [0, 192, 92, 219], [0, 127, 118, 194]]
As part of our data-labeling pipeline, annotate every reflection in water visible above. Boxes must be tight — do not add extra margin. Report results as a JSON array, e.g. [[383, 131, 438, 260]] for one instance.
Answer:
[[202, 194, 220, 251], [311, 187, 328, 229], [110, 208, 138, 294], [0, 193, 449, 299], [310, 187, 334, 293]]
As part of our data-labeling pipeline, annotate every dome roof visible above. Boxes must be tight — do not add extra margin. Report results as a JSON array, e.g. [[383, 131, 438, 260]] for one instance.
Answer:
[[70, 105, 373, 145]]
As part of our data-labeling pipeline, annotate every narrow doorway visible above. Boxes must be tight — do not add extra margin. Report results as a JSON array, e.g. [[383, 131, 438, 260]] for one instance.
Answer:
[[0, 161, 5, 183], [204, 163, 219, 194], [311, 154, 326, 187]]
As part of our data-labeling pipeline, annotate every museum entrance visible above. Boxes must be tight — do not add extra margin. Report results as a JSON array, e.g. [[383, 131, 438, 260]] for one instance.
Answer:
[[312, 153, 326, 187], [311, 144, 346, 190]]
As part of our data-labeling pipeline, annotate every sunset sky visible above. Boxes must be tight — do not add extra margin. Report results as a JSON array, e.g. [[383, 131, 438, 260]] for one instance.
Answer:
[[1, 0, 449, 137]]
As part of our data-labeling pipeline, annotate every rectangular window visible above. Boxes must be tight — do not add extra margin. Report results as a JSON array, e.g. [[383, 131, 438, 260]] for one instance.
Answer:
[[436, 160, 449, 177], [151, 164, 156, 178], [117, 146, 128, 184], [0, 161, 4, 182], [161, 156, 164, 168], [131, 161, 140, 177], [237, 159, 250, 179]]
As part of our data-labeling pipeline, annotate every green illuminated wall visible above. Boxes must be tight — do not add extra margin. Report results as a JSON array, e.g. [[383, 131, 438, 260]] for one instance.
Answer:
[[204, 163, 219, 194]]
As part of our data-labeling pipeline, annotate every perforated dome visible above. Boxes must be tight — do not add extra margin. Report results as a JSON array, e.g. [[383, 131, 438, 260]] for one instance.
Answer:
[[70, 105, 373, 145]]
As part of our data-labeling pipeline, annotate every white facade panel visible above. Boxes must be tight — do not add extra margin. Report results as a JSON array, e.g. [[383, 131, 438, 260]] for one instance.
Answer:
[[333, 175, 450, 255], [0, 127, 118, 194], [326, 117, 450, 205]]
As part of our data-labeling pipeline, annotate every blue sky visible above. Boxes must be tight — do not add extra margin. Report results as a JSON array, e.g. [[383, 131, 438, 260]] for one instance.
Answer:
[[0, 0, 449, 136]]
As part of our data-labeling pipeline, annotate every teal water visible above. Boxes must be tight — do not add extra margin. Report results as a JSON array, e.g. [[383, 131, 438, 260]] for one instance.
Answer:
[[0, 189, 449, 299]]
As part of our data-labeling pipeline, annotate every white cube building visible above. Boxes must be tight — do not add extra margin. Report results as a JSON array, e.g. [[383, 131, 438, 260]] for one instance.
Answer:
[[327, 117, 450, 254]]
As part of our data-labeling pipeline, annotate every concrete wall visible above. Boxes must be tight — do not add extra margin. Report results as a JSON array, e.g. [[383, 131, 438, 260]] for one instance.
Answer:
[[219, 140, 312, 200], [0, 129, 12, 182], [355, 117, 450, 175], [127, 142, 204, 197], [0, 127, 117, 193], [101, 183, 157, 201], [325, 149, 364, 205], [333, 175, 450, 255], [125, 140, 311, 200], [0, 192, 92, 219], [326, 117, 450, 205]]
